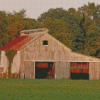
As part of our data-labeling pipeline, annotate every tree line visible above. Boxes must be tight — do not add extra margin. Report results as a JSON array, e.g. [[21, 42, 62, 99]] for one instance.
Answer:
[[0, 2, 100, 58]]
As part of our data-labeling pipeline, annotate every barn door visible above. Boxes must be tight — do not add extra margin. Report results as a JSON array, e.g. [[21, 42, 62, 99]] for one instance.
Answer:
[[24, 61, 35, 79], [35, 62, 55, 79], [70, 62, 89, 79]]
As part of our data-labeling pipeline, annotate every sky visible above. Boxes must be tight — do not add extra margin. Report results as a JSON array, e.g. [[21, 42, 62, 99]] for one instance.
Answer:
[[0, 0, 100, 19]]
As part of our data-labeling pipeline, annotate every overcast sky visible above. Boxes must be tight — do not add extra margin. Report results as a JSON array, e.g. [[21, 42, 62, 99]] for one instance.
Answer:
[[0, 0, 100, 19]]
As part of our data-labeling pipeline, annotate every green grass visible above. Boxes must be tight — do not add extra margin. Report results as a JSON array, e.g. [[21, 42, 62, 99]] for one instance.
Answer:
[[0, 79, 100, 100]]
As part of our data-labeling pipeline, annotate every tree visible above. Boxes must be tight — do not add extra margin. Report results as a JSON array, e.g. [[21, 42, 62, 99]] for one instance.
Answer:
[[84, 23, 100, 56], [2, 22, 24, 45], [78, 2, 100, 26], [12, 9, 26, 19], [2, 14, 25, 45], [43, 17, 73, 48], [5, 49, 17, 78], [21, 18, 44, 30], [38, 7, 87, 53], [0, 11, 8, 46], [1, 10, 43, 45], [37, 8, 67, 22]]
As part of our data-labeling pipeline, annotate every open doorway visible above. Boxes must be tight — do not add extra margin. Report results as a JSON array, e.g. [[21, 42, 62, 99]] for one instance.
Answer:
[[70, 62, 89, 80], [35, 62, 54, 79]]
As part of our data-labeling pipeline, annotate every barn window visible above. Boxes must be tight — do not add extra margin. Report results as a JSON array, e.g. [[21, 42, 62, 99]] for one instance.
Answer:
[[43, 40, 48, 46]]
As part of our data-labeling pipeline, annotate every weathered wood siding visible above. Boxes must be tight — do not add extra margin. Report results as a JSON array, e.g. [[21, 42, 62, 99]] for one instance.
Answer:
[[70, 52, 100, 62], [20, 33, 71, 61], [55, 62, 70, 79], [20, 32, 71, 79], [20, 32, 100, 79], [0, 51, 8, 73], [20, 32, 100, 62], [55, 62, 60, 79], [89, 62, 100, 80], [99, 63, 100, 79], [24, 61, 35, 79], [11, 51, 20, 74], [0, 51, 20, 78], [20, 49, 25, 79]]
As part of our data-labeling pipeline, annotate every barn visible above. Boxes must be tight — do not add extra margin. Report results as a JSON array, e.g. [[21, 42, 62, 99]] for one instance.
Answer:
[[0, 28, 100, 80]]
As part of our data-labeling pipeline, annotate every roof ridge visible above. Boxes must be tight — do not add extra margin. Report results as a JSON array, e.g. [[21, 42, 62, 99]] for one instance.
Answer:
[[20, 28, 46, 33]]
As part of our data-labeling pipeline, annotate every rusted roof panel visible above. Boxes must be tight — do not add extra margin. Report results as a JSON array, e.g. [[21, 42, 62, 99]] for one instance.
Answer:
[[0, 36, 27, 50], [0, 32, 44, 51], [10, 36, 34, 50]]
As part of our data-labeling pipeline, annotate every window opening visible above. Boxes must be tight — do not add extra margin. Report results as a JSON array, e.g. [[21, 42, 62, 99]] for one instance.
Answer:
[[43, 40, 48, 45]]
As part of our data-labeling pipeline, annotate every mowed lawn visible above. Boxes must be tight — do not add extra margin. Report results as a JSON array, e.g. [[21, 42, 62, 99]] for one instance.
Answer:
[[0, 79, 100, 100]]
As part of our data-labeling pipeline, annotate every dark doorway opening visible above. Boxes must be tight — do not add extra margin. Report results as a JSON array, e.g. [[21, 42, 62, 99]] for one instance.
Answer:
[[35, 62, 54, 79], [70, 62, 89, 80], [70, 73, 89, 79]]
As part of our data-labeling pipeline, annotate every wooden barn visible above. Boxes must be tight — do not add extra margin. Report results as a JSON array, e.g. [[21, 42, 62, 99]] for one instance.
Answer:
[[0, 28, 100, 80]]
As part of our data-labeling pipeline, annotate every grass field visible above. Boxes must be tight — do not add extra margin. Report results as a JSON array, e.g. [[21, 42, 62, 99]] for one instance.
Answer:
[[0, 79, 100, 100]]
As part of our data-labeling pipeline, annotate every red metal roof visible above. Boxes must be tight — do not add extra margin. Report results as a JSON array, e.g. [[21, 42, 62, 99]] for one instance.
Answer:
[[10, 36, 34, 50], [0, 36, 28, 50], [0, 32, 44, 51]]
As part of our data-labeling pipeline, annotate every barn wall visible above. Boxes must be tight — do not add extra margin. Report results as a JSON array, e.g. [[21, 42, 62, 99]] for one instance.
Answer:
[[20, 32, 100, 79], [99, 63, 100, 79], [70, 52, 100, 62], [11, 51, 20, 74], [55, 62, 60, 79], [20, 49, 25, 79], [0, 51, 8, 73], [24, 61, 35, 79], [89, 62, 100, 80], [22, 32, 100, 62], [20, 32, 71, 79], [55, 62, 70, 79], [66, 62, 70, 78], [21, 33, 71, 61]]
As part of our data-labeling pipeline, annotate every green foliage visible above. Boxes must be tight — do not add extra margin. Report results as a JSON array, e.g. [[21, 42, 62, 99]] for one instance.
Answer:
[[13, 9, 26, 19], [21, 18, 44, 30], [38, 3, 100, 58], [0, 2, 100, 59], [83, 23, 100, 56], [0, 38, 3, 48], [5, 49, 17, 78], [0, 9, 46, 78], [37, 8, 67, 22], [43, 18, 74, 48], [0, 11, 8, 46], [0, 9, 44, 46], [5, 49, 17, 62], [38, 7, 85, 52]]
